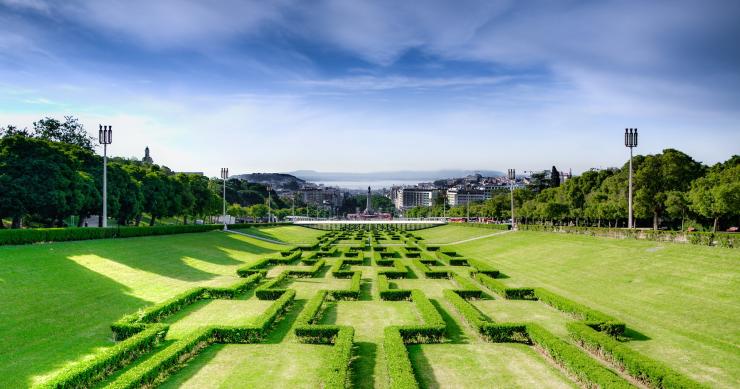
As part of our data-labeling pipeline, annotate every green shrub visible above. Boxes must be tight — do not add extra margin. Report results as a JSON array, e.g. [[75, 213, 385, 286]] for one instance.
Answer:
[[328, 271, 361, 300], [534, 288, 625, 335], [451, 273, 482, 299], [567, 323, 706, 388], [39, 324, 168, 389], [378, 274, 412, 301], [527, 323, 632, 389], [377, 259, 409, 279], [476, 274, 536, 300], [384, 327, 419, 389], [467, 259, 499, 277]]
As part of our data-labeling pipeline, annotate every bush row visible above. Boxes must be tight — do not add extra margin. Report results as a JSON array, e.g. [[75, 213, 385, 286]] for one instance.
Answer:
[[292, 291, 354, 388], [236, 254, 299, 277], [456, 223, 511, 231], [527, 323, 632, 389], [395, 290, 446, 344], [567, 323, 706, 388], [256, 271, 290, 299], [109, 290, 295, 388], [475, 274, 536, 300], [384, 327, 419, 389], [518, 224, 737, 248], [443, 289, 528, 342], [466, 259, 500, 277], [451, 273, 483, 299], [0, 224, 233, 246], [289, 258, 325, 277], [378, 274, 412, 301], [38, 324, 168, 389], [534, 288, 625, 336], [411, 258, 450, 278], [328, 271, 362, 300], [112, 274, 263, 339], [377, 259, 410, 279]]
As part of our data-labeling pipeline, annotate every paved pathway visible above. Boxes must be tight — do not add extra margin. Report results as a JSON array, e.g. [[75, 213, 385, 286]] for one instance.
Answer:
[[439, 229, 513, 245]]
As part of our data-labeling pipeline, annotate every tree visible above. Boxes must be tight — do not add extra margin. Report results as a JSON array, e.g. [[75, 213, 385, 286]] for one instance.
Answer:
[[688, 161, 740, 232], [634, 149, 703, 230], [665, 191, 689, 231], [33, 116, 95, 151]]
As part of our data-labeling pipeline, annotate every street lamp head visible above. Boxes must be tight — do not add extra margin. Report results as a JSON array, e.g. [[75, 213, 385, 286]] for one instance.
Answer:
[[625, 128, 638, 148], [98, 124, 112, 145]]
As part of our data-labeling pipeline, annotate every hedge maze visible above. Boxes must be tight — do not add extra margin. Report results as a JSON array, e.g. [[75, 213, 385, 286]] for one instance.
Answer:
[[41, 226, 707, 388]]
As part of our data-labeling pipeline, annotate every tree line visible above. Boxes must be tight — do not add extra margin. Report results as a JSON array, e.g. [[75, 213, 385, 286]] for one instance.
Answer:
[[0, 117, 293, 228], [405, 149, 738, 232]]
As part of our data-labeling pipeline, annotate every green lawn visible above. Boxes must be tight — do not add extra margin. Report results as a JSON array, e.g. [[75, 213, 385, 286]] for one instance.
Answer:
[[454, 231, 740, 388], [414, 224, 507, 243], [0, 230, 282, 388], [233, 225, 324, 243], [2, 225, 738, 388]]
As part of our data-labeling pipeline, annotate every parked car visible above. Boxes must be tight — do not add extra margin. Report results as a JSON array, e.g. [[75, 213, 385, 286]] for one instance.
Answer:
[[727, 226, 738, 232]]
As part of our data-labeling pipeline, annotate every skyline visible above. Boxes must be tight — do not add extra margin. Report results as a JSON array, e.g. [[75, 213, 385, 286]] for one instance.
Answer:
[[1, 1, 739, 176]]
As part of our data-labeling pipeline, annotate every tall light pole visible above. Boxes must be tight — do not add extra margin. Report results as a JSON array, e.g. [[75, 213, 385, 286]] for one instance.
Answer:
[[442, 191, 446, 219], [625, 128, 638, 229], [267, 185, 272, 223], [221, 168, 228, 230], [98, 125, 112, 228], [508, 169, 516, 230]]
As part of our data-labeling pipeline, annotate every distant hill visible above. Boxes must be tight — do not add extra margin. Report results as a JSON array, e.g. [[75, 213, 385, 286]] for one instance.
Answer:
[[232, 173, 305, 190], [288, 170, 504, 183]]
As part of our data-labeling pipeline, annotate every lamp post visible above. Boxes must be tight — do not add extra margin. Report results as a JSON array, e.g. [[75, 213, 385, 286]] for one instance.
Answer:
[[625, 128, 638, 228], [267, 185, 272, 223], [98, 125, 112, 228], [508, 169, 516, 230], [221, 168, 228, 230]]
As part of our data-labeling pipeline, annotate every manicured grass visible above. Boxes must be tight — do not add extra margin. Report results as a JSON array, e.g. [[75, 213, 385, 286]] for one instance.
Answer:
[[0, 230, 282, 388], [159, 343, 333, 388], [455, 231, 740, 388], [233, 225, 324, 243], [414, 224, 506, 243], [409, 343, 576, 388], [164, 298, 274, 339], [320, 300, 419, 341], [392, 278, 457, 299], [473, 299, 573, 338]]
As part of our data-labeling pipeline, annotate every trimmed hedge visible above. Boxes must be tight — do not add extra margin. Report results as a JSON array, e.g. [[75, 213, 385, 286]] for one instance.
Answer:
[[292, 291, 354, 388], [568, 323, 706, 388], [328, 271, 362, 300], [0, 224, 227, 246], [451, 273, 482, 299], [411, 258, 450, 278], [378, 274, 412, 301], [377, 259, 410, 279], [518, 224, 737, 248], [443, 289, 527, 342], [39, 324, 168, 389], [535, 288, 625, 336], [527, 323, 632, 389], [108, 289, 296, 388], [476, 274, 536, 300], [467, 258, 499, 277], [384, 327, 419, 389], [112, 274, 263, 340]]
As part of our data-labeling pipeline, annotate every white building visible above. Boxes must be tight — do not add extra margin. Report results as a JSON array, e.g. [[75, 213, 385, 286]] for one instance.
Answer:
[[301, 187, 342, 207], [446, 188, 486, 206], [393, 187, 436, 210]]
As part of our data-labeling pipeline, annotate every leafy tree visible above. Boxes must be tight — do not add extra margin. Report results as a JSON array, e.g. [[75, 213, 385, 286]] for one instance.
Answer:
[[33, 116, 95, 151], [665, 191, 689, 230], [688, 160, 740, 232]]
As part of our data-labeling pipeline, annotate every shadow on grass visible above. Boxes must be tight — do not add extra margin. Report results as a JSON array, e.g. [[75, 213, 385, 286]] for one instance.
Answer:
[[622, 327, 652, 342], [495, 272, 510, 279], [408, 345, 440, 389], [430, 299, 470, 344], [351, 342, 377, 389], [157, 343, 224, 388], [359, 279, 373, 301], [265, 299, 307, 344]]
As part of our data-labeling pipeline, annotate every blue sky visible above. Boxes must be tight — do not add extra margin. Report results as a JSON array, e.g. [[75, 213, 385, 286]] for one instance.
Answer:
[[1, 0, 738, 176]]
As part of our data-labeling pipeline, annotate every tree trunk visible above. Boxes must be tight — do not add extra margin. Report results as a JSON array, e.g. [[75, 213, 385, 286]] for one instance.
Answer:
[[713, 217, 719, 233], [597, 219, 601, 228], [653, 212, 659, 230], [12, 216, 21, 229], [77, 216, 84, 227], [98, 214, 103, 228], [150, 215, 156, 227], [135, 214, 142, 226]]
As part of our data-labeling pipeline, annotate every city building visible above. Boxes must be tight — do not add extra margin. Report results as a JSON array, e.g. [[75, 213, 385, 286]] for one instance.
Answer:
[[393, 187, 436, 210], [300, 186, 342, 208], [446, 188, 486, 206]]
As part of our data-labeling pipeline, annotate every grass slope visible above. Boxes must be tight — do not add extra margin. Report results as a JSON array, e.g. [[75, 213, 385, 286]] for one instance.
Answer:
[[233, 225, 324, 243], [455, 231, 740, 388], [0, 231, 282, 388], [414, 224, 505, 243]]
